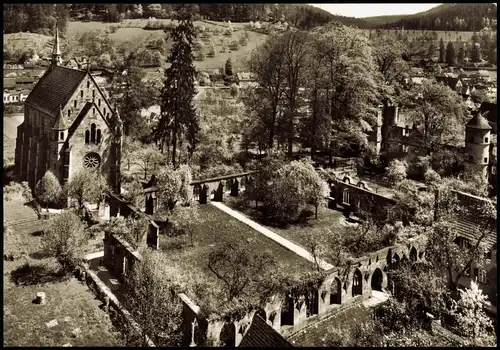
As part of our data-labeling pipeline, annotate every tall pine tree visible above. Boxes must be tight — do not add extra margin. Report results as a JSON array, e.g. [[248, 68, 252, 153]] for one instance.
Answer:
[[471, 43, 481, 63], [445, 41, 456, 65], [439, 37, 446, 63], [457, 43, 465, 63], [155, 6, 199, 167]]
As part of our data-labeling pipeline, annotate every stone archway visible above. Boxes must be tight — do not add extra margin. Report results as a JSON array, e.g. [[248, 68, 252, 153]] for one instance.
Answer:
[[307, 288, 319, 317], [352, 269, 363, 297], [371, 268, 383, 291], [280, 294, 294, 326], [214, 182, 224, 202], [410, 247, 418, 261], [330, 277, 342, 305], [220, 321, 236, 347], [392, 253, 400, 269]]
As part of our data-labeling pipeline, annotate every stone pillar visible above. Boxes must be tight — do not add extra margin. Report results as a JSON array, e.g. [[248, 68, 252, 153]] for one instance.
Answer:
[[318, 289, 330, 315], [230, 179, 239, 197], [213, 182, 224, 202], [294, 296, 307, 325], [35, 292, 46, 305], [199, 185, 208, 204]]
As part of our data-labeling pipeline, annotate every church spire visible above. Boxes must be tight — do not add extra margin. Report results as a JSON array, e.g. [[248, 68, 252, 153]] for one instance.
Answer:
[[51, 19, 62, 67]]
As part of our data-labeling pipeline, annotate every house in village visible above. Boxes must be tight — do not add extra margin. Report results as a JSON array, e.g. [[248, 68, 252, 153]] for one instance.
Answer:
[[14, 24, 122, 193], [236, 72, 258, 88]]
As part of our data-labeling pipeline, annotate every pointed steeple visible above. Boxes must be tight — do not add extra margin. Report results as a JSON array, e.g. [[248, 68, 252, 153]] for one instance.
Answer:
[[51, 19, 62, 67], [53, 105, 67, 130]]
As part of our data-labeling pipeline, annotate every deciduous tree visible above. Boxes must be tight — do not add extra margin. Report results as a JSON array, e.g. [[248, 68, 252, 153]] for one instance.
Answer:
[[398, 80, 468, 155], [104, 216, 149, 249], [450, 281, 496, 346], [43, 211, 88, 272], [122, 250, 183, 346], [207, 242, 277, 301], [67, 170, 107, 214], [35, 170, 62, 211]]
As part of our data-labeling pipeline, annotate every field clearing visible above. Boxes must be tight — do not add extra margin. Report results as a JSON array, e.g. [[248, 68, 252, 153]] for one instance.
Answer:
[[366, 28, 481, 44], [3, 32, 53, 55]]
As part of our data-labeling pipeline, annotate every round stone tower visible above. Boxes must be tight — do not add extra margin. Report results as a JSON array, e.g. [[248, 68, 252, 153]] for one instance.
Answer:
[[465, 111, 492, 179]]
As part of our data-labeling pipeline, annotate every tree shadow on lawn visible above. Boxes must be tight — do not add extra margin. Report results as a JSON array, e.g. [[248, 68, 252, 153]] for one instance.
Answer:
[[10, 262, 71, 287]]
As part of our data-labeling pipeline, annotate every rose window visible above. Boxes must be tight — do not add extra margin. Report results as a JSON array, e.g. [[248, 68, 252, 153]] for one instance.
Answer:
[[83, 152, 101, 169]]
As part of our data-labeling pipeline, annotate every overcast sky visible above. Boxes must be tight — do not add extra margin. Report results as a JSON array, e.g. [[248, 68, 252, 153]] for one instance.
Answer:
[[310, 3, 442, 18]]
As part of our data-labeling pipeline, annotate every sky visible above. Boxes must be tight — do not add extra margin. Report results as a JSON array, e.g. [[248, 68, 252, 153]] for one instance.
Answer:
[[310, 3, 442, 19]]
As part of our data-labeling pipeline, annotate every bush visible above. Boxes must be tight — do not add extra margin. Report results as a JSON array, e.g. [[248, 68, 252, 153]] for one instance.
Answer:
[[42, 211, 88, 272], [229, 41, 239, 51], [4, 182, 24, 201], [385, 159, 407, 186]]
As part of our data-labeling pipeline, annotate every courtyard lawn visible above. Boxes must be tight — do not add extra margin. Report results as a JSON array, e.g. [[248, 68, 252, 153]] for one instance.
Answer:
[[158, 203, 314, 287], [223, 197, 354, 262], [4, 264, 125, 347], [3, 193, 126, 347]]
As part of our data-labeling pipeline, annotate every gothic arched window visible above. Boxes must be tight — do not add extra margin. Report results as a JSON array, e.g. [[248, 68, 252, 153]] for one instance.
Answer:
[[60, 132, 64, 140], [80, 90, 84, 99], [96, 129, 102, 144], [85, 130, 90, 144], [90, 123, 96, 143]]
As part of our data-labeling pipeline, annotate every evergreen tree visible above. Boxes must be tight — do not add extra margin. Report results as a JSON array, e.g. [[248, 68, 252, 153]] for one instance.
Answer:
[[439, 37, 446, 63], [445, 41, 456, 65], [225, 57, 233, 76], [471, 43, 481, 63], [457, 43, 465, 63], [155, 6, 199, 167]]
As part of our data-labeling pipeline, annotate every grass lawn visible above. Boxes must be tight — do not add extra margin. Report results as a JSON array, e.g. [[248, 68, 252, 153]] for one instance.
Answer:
[[4, 261, 125, 347], [3, 193, 126, 346], [158, 203, 314, 290], [223, 197, 354, 263]]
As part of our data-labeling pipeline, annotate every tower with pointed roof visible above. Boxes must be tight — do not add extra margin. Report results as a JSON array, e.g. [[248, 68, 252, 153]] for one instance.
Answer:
[[51, 20, 62, 67], [465, 111, 492, 179]]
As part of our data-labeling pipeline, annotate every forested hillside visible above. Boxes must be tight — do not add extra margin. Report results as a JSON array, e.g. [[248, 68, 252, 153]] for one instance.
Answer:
[[3, 3, 370, 35], [377, 3, 497, 31]]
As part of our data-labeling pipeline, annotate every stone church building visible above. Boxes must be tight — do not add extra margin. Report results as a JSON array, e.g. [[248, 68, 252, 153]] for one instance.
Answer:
[[14, 24, 122, 193]]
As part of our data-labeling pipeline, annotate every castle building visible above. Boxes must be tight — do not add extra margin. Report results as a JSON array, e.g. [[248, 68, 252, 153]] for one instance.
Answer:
[[464, 112, 492, 180], [371, 98, 497, 192], [14, 23, 122, 193]]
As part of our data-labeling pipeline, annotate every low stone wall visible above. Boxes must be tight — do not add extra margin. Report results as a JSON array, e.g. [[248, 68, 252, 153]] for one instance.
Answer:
[[80, 265, 155, 347], [107, 191, 159, 249], [103, 232, 142, 281]]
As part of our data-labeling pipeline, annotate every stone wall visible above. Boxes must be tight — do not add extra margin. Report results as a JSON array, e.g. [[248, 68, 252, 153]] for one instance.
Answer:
[[327, 175, 397, 221], [107, 191, 159, 250], [103, 232, 142, 282], [80, 265, 155, 347]]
